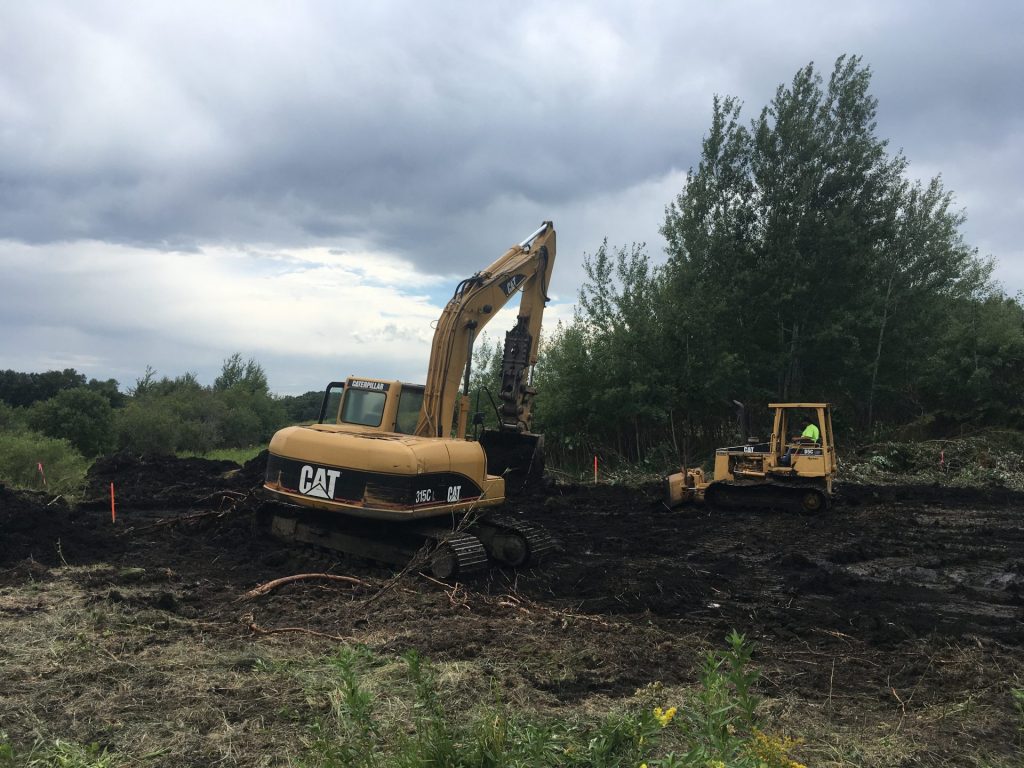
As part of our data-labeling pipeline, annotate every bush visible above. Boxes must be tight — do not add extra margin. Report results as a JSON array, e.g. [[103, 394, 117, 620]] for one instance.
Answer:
[[0, 428, 89, 495], [0, 402, 27, 432], [114, 400, 183, 456], [27, 388, 115, 458]]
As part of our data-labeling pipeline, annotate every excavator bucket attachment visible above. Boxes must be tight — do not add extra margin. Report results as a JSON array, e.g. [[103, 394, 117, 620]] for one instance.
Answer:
[[479, 430, 545, 496]]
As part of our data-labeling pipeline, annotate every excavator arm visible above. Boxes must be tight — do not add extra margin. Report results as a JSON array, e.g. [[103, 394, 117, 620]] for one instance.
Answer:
[[415, 222, 556, 440]]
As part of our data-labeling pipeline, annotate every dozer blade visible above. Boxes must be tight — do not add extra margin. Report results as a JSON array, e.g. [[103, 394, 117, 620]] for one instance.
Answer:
[[478, 430, 544, 496]]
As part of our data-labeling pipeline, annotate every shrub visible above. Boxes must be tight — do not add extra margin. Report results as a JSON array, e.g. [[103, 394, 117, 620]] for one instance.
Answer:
[[114, 400, 182, 456], [0, 402, 27, 432], [0, 428, 89, 495], [27, 387, 115, 458]]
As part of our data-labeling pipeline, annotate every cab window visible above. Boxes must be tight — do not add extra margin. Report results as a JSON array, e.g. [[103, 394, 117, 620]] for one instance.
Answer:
[[318, 383, 346, 424], [340, 389, 387, 427], [395, 385, 424, 434]]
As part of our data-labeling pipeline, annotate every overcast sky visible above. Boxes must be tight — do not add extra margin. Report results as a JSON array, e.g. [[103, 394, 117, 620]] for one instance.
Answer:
[[2, 1, 1021, 394]]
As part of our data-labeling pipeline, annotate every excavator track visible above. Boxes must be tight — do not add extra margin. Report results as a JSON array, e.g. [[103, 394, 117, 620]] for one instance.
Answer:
[[422, 532, 489, 580], [474, 513, 559, 567], [704, 481, 829, 514], [267, 505, 553, 580]]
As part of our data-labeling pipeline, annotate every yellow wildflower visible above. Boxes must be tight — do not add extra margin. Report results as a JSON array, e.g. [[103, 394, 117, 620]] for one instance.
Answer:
[[652, 705, 677, 727], [745, 728, 806, 768]]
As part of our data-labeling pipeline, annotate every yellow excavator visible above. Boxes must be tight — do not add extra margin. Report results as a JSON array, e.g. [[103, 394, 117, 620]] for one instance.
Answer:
[[664, 402, 837, 513], [263, 222, 557, 577]]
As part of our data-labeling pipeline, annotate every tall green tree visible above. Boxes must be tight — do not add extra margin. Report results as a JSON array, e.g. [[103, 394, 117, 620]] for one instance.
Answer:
[[864, 176, 993, 426], [534, 55, 1013, 469], [661, 55, 994, 431], [0, 368, 87, 408], [535, 241, 674, 462], [215, 353, 269, 393]]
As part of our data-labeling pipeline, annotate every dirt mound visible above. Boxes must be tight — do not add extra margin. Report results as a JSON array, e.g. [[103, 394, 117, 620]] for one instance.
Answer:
[[81, 452, 258, 509], [0, 484, 115, 570], [239, 449, 269, 486]]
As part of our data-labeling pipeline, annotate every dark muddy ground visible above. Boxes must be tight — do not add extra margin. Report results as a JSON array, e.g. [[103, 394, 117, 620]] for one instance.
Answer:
[[2, 455, 1023, 766]]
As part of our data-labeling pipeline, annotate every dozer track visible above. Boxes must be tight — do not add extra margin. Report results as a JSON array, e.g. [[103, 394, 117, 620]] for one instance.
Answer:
[[704, 481, 829, 514]]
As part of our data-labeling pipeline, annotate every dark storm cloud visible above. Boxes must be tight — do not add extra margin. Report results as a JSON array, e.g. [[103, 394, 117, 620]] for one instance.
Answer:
[[0, 2, 704, 268], [1, 1, 1022, 283]]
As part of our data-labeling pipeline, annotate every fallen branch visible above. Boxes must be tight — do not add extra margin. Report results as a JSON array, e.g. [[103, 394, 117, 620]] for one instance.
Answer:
[[134, 506, 238, 531], [364, 500, 486, 606], [419, 573, 471, 610], [239, 573, 371, 601], [247, 620, 353, 643]]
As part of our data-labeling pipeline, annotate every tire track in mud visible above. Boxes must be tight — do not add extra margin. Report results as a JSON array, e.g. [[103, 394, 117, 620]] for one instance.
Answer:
[[505, 484, 1024, 647]]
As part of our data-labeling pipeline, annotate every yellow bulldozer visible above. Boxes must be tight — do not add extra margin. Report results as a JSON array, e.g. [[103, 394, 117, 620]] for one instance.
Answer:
[[665, 402, 837, 513], [263, 222, 557, 577]]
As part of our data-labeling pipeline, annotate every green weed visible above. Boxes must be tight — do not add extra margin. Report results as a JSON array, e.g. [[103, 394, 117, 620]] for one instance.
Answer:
[[301, 632, 807, 768], [0, 736, 122, 768]]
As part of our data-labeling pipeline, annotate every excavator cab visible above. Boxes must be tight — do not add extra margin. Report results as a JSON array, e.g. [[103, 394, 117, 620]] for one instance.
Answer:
[[315, 379, 426, 434], [665, 402, 836, 513]]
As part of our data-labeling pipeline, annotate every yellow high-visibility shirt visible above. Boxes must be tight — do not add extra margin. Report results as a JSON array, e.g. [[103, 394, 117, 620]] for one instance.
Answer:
[[801, 423, 820, 442]]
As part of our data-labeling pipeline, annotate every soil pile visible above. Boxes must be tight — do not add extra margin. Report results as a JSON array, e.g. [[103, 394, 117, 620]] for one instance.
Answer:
[[0, 484, 113, 569], [80, 452, 261, 509]]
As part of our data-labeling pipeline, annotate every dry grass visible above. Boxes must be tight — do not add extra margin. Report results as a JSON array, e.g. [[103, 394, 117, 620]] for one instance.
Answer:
[[2, 563, 1022, 767], [1, 565, 313, 766]]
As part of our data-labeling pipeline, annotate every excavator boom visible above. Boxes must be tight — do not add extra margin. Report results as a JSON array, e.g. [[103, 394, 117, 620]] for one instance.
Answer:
[[416, 222, 555, 439]]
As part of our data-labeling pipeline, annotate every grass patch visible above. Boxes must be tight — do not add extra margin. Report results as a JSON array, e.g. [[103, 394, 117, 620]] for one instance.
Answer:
[[3, 562, 1021, 767], [0, 569, 804, 768], [176, 446, 265, 464]]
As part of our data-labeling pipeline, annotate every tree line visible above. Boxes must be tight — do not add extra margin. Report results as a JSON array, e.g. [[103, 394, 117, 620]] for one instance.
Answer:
[[531, 56, 1024, 466], [0, 355, 322, 464]]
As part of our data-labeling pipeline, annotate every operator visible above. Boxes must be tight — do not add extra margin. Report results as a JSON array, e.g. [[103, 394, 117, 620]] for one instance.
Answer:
[[781, 421, 820, 465], [798, 422, 820, 443]]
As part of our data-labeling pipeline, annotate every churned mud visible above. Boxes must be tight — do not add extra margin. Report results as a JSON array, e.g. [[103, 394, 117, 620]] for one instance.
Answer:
[[1, 455, 1022, 766]]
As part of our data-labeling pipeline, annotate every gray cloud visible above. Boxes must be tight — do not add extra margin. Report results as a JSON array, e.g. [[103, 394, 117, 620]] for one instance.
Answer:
[[5, 4, 1020, 264], [2, 1, 1023, 388]]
